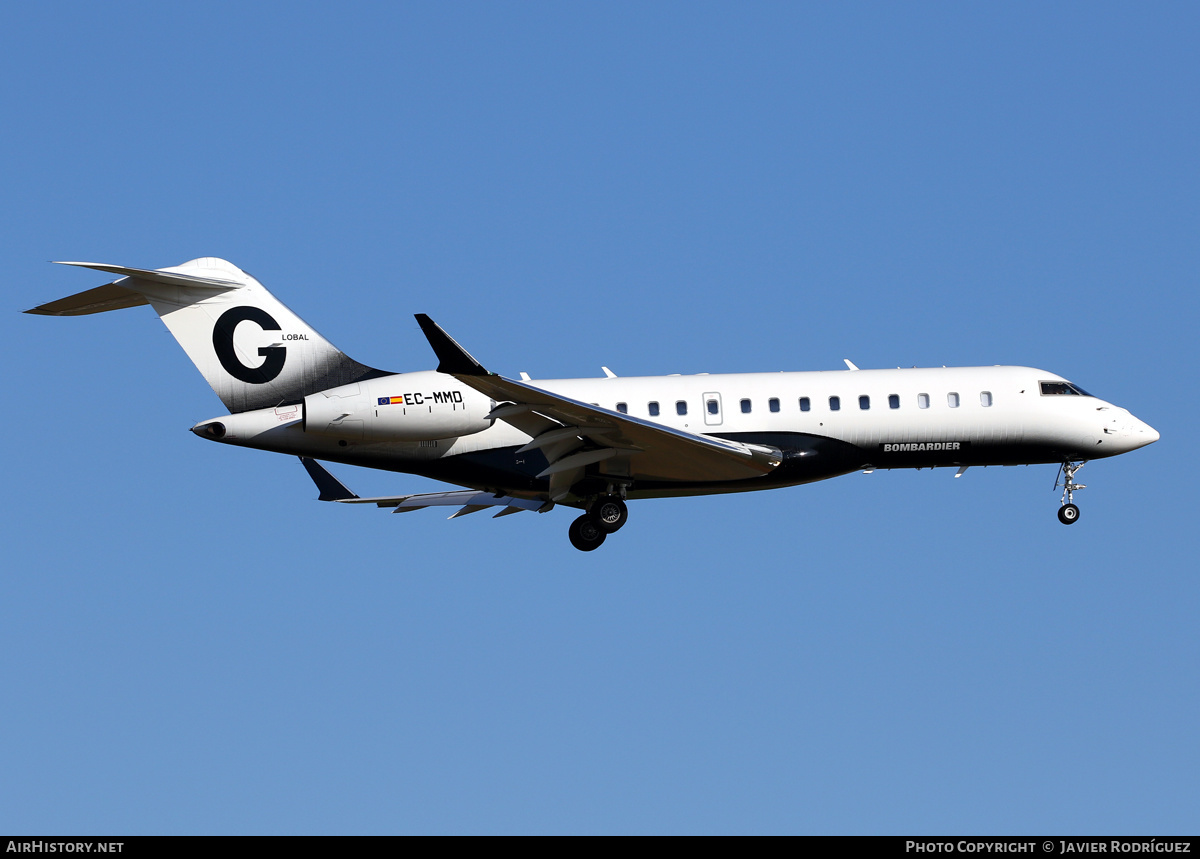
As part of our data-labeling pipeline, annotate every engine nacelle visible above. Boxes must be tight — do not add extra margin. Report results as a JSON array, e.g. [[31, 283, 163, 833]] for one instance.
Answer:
[[303, 371, 494, 442]]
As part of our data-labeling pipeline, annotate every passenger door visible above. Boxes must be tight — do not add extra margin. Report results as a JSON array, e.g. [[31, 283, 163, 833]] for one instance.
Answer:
[[703, 392, 723, 426]]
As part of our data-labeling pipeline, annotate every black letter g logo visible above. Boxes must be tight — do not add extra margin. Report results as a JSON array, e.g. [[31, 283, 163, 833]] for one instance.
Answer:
[[212, 306, 286, 384]]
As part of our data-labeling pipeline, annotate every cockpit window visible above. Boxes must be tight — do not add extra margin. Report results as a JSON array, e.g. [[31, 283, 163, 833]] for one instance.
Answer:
[[1040, 381, 1092, 397]]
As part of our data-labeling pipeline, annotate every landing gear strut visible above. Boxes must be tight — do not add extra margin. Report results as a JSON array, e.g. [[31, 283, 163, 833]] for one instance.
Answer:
[[1054, 460, 1087, 525]]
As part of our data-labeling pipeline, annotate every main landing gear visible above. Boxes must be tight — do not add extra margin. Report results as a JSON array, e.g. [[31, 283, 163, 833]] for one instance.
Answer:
[[1054, 460, 1087, 525], [589, 495, 628, 533], [567, 492, 630, 551], [568, 515, 607, 551]]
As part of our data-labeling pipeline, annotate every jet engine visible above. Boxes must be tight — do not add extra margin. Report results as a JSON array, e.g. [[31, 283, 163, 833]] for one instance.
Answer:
[[303, 371, 493, 443]]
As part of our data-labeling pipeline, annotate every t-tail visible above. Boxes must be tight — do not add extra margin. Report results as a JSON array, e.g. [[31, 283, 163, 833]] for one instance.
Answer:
[[27, 257, 387, 413]]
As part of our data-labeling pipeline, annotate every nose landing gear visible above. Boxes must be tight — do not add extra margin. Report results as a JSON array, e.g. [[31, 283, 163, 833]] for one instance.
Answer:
[[1058, 503, 1080, 524], [1055, 460, 1087, 525]]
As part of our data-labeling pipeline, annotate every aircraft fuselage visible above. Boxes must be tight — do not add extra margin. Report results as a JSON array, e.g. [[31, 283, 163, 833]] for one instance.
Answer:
[[194, 364, 1158, 500]]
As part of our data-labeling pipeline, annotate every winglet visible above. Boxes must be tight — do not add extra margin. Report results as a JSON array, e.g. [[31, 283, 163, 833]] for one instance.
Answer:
[[299, 456, 360, 501], [414, 314, 489, 376]]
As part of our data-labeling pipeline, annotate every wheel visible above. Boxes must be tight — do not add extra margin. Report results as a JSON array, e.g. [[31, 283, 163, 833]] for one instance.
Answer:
[[588, 496, 628, 533], [1058, 503, 1080, 525], [569, 514, 607, 551]]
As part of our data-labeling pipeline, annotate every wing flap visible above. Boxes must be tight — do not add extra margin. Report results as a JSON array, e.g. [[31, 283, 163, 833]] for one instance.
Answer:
[[378, 491, 547, 518]]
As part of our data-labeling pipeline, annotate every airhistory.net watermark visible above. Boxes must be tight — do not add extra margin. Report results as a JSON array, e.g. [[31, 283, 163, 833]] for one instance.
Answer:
[[6, 843, 123, 853]]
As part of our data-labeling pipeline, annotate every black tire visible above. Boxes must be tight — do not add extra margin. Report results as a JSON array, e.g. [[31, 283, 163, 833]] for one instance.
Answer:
[[1058, 503, 1080, 525], [589, 496, 629, 534], [569, 514, 607, 551]]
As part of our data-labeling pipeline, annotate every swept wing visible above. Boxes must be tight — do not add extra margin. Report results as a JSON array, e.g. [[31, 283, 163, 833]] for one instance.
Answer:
[[299, 457, 549, 518], [414, 314, 783, 499]]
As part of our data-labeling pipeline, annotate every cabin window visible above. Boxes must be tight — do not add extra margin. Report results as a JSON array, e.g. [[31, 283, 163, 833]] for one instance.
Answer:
[[676, 400, 688, 416], [740, 398, 751, 414], [888, 394, 900, 409], [918, 393, 930, 409], [829, 396, 841, 411], [616, 402, 628, 414], [948, 392, 960, 408], [769, 398, 780, 413], [859, 395, 870, 410], [980, 391, 993, 407], [648, 401, 660, 417], [799, 397, 811, 412], [707, 399, 720, 415]]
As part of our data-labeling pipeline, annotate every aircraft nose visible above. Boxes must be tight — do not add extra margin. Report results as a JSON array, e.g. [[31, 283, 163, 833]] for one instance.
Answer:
[[1129, 417, 1159, 449]]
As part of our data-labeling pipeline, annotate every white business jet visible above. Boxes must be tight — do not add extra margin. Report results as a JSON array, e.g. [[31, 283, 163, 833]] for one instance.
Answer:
[[28, 258, 1159, 551]]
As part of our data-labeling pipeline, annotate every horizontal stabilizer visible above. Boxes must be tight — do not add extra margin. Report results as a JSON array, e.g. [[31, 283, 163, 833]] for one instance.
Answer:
[[27, 261, 244, 316], [53, 261, 243, 289], [25, 281, 149, 316]]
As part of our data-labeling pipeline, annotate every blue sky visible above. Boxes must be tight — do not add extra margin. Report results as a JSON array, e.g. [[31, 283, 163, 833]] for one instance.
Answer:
[[2, 2, 1196, 834]]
